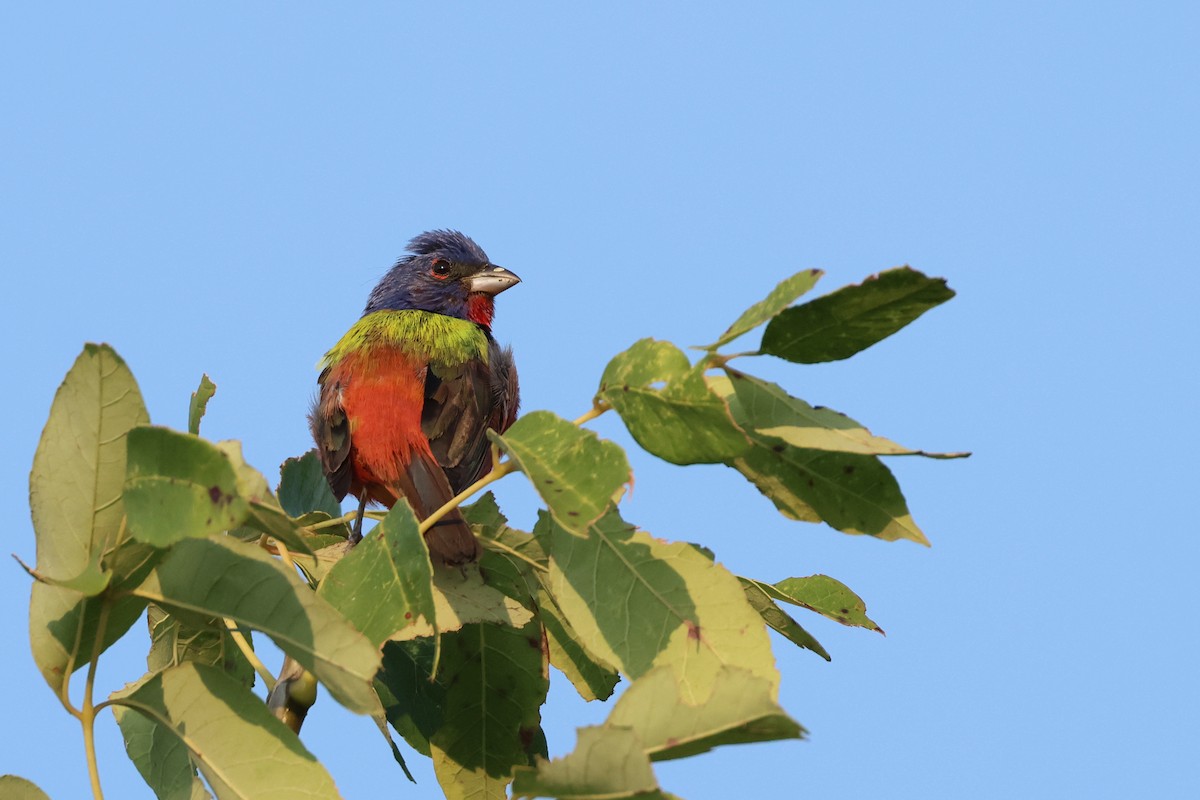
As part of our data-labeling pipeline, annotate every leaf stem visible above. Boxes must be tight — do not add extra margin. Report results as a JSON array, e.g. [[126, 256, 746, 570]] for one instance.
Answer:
[[573, 402, 610, 426], [305, 510, 358, 531], [483, 538, 550, 573], [419, 460, 515, 536], [81, 600, 111, 800], [223, 618, 276, 692]]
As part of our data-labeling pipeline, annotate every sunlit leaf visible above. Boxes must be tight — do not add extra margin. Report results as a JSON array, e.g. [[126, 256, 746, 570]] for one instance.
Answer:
[[606, 666, 804, 761], [702, 268, 823, 350], [187, 374, 216, 436], [0, 775, 53, 800], [760, 266, 954, 363], [713, 376, 930, 544], [110, 663, 342, 799], [538, 587, 619, 702], [726, 369, 967, 458], [598, 339, 750, 464], [543, 509, 778, 703], [132, 536, 380, 714], [431, 621, 549, 800], [29, 541, 160, 694], [765, 575, 883, 633], [318, 502, 436, 646], [512, 726, 669, 800], [124, 427, 249, 546], [279, 450, 342, 519], [490, 411, 631, 535], [740, 578, 831, 660], [114, 696, 213, 800], [29, 343, 148, 581]]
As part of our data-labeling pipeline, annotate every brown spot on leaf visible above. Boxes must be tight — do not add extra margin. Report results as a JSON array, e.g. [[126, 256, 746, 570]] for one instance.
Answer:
[[404, 612, 412, 620], [686, 620, 701, 642], [208, 485, 225, 504], [772, 444, 785, 453], [843, 465, 855, 475], [567, 511, 579, 517]]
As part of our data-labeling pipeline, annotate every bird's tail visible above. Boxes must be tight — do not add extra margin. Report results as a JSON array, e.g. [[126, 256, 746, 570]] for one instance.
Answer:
[[389, 451, 481, 566]]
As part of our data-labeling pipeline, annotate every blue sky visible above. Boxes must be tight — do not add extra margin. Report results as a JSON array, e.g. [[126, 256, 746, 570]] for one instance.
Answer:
[[2, 3, 1196, 798]]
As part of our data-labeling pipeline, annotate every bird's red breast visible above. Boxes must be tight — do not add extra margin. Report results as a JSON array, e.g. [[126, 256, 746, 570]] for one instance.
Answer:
[[325, 346, 431, 491]]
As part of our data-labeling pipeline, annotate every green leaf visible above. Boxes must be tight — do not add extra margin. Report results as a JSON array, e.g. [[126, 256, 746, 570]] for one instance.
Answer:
[[431, 621, 549, 800], [278, 450, 342, 519], [512, 726, 668, 800], [132, 536, 381, 714], [739, 578, 831, 660], [713, 376, 930, 544], [114, 696, 213, 800], [187, 374, 216, 436], [465, 493, 548, 565], [598, 340, 750, 465], [760, 266, 955, 363], [28, 540, 160, 694], [376, 638, 442, 757], [606, 666, 804, 761], [767, 575, 883, 633], [147, 604, 255, 687], [0, 776, 52, 800], [702, 268, 824, 350], [239, 501, 319, 557], [598, 337, 691, 390], [543, 509, 778, 703], [490, 411, 631, 535], [29, 343, 148, 583], [110, 663, 341, 799], [124, 427, 249, 546], [726, 369, 967, 458], [317, 502, 436, 647], [538, 587, 619, 702], [423, 565, 535, 639]]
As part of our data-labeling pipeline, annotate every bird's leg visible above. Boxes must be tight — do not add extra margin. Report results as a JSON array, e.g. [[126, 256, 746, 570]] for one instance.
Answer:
[[349, 495, 368, 546]]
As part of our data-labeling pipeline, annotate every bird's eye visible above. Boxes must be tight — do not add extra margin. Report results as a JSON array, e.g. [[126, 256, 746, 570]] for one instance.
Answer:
[[431, 260, 451, 278]]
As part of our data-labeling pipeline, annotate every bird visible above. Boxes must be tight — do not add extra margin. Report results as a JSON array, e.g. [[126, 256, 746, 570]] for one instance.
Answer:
[[309, 230, 521, 565]]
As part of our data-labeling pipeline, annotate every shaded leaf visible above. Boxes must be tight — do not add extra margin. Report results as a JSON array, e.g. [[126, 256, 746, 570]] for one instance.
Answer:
[[490, 411, 631, 535], [727, 369, 967, 458], [29, 343, 148, 582], [543, 509, 778, 703], [124, 427, 249, 546], [110, 663, 341, 799], [114, 697, 213, 800], [767, 575, 883, 633], [279, 450, 342, 519], [703, 268, 823, 349], [0, 775, 53, 800], [760, 266, 954, 363], [376, 638, 442, 757], [187, 374, 216, 436], [147, 604, 255, 687], [318, 502, 436, 647], [713, 376, 929, 544], [431, 621, 549, 800], [606, 666, 804, 761], [132, 536, 380, 714], [29, 541, 160, 694], [512, 726, 668, 800], [740, 578, 831, 661], [538, 587, 619, 702], [598, 340, 750, 464]]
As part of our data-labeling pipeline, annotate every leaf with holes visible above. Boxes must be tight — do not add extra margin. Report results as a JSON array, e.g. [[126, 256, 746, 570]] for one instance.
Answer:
[[490, 411, 630, 535]]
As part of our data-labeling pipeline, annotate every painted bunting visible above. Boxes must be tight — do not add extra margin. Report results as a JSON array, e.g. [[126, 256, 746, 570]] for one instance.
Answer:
[[310, 230, 520, 565]]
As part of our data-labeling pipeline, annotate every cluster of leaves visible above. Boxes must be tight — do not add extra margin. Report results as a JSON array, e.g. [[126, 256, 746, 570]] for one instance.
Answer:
[[12, 267, 960, 800]]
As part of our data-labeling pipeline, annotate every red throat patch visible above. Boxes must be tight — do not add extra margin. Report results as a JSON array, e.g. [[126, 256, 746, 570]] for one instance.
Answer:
[[467, 294, 495, 327]]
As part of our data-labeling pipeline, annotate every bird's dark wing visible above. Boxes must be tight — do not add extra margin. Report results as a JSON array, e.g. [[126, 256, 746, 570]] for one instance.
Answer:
[[309, 366, 354, 500], [422, 340, 518, 493]]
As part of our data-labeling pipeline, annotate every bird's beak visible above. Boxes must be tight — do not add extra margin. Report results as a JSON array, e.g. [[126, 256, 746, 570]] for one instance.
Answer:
[[467, 265, 521, 296]]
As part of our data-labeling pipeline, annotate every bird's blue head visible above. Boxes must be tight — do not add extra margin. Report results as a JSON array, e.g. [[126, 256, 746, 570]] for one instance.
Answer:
[[363, 230, 520, 327]]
